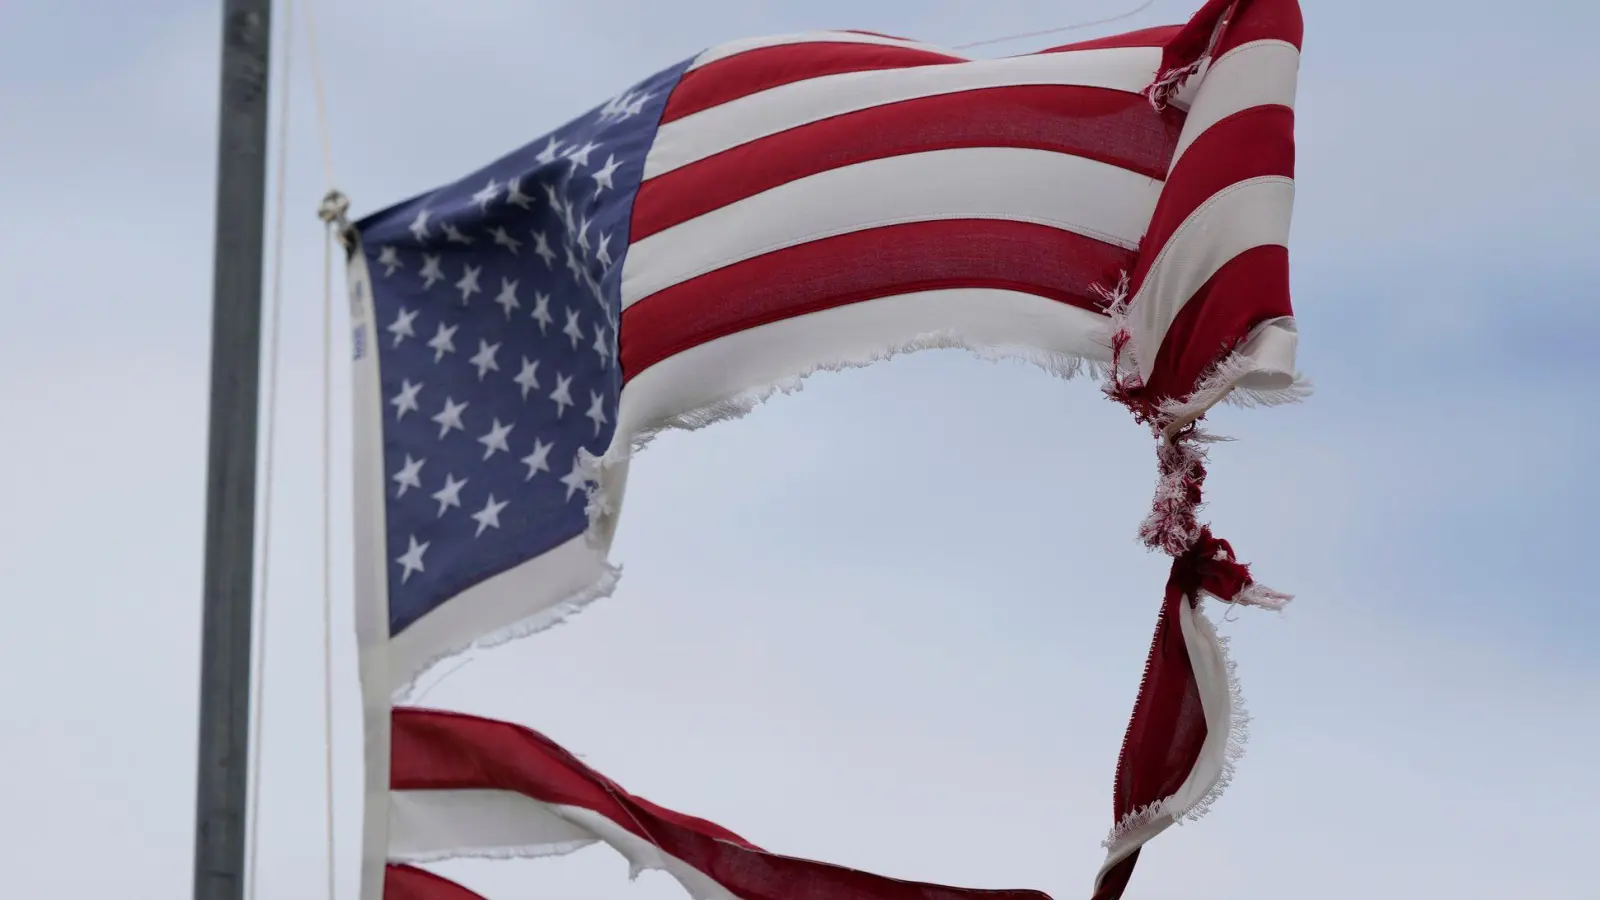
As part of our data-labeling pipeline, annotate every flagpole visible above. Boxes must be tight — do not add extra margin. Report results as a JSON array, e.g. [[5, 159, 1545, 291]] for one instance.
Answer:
[[193, 2, 273, 899]]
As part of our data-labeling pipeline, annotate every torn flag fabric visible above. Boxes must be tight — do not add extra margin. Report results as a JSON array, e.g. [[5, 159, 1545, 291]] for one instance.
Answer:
[[387, 707, 1054, 900], [339, 0, 1307, 897]]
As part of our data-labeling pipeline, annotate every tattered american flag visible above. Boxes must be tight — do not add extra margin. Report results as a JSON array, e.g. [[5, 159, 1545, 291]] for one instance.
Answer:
[[340, 0, 1307, 897]]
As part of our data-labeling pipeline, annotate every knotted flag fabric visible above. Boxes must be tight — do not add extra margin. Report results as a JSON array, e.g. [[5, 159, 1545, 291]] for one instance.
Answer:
[[340, 0, 1307, 897]]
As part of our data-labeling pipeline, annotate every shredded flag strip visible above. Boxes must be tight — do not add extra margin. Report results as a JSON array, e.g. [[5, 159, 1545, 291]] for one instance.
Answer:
[[388, 708, 1056, 900], [337, 0, 1308, 896]]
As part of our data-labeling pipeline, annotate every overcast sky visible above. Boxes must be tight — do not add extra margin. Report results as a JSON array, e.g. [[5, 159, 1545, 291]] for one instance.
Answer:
[[2, 1, 1596, 899]]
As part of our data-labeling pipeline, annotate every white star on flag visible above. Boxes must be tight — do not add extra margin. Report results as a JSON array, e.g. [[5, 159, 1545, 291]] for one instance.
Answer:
[[531, 231, 557, 269], [585, 390, 608, 435], [431, 473, 467, 517], [521, 438, 553, 479], [378, 245, 402, 275], [494, 279, 521, 319], [549, 373, 574, 417], [513, 357, 541, 399], [592, 155, 621, 195], [390, 379, 423, 420], [456, 265, 483, 302], [392, 455, 425, 497], [432, 397, 468, 438], [388, 307, 418, 346], [471, 179, 502, 211], [471, 494, 509, 537], [491, 227, 523, 254], [468, 340, 501, 380], [478, 418, 514, 459], [420, 254, 444, 288], [407, 210, 430, 242], [505, 177, 534, 209], [395, 535, 428, 582], [559, 456, 589, 500], [427, 323, 458, 361], [534, 137, 563, 165], [531, 292, 553, 333], [562, 309, 583, 348]]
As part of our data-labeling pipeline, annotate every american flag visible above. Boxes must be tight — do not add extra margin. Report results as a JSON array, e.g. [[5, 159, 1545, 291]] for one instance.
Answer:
[[347, 0, 1307, 898], [352, 59, 688, 659]]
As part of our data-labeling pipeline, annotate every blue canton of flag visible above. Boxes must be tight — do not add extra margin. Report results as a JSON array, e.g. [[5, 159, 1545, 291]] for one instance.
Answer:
[[353, 62, 690, 637]]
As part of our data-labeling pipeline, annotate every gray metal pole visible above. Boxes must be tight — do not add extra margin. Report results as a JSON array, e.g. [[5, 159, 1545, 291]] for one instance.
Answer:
[[193, 2, 272, 899]]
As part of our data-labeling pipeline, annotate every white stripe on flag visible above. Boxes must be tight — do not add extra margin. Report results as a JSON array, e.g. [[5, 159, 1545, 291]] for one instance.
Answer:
[[390, 789, 597, 861], [611, 287, 1110, 451], [643, 47, 1165, 178], [1170, 39, 1301, 170], [347, 248, 397, 900], [1096, 596, 1237, 882], [621, 148, 1160, 308], [393, 791, 747, 900], [386, 534, 613, 698], [1127, 175, 1296, 381]]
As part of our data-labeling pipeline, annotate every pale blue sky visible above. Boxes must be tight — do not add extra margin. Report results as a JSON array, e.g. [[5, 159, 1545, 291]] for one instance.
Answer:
[[1, 1, 1595, 899]]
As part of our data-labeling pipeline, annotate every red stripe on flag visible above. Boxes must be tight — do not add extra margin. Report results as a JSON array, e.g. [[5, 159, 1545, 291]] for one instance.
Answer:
[[620, 220, 1131, 379], [635, 85, 1184, 242], [663, 42, 964, 124], [1142, 245, 1291, 400], [393, 708, 755, 846], [391, 708, 1055, 900], [385, 864, 487, 900], [1111, 589, 1207, 828], [1128, 103, 1295, 300]]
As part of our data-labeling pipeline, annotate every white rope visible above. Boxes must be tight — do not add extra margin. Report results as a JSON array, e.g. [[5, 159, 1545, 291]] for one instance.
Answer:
[[952, 0, 1157, 50], [241, 0, 345, 894], [304, 0, 342, 895], [302, 0, 347, 890], [243, 0, 296, 896], [243, 0, 344, 896], [319, 196, 339, 900], [303, 0, 337, 188]]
